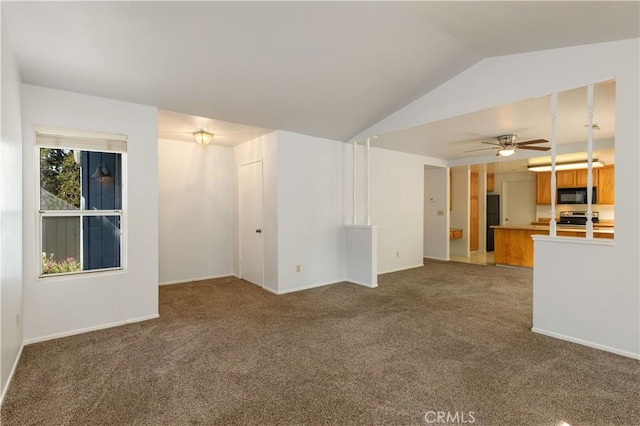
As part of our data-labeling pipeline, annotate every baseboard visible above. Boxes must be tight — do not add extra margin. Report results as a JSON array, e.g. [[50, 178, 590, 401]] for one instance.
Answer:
[[496, 263, 531, 270], [24, 314, 160, 345], [424, 256, 448, 262], [378, 264, 424, 275], [532, 327, 640, 360], [272, 280, 344, 295], [347, 279, 378, 288], [262, 286, 279, 295], [159, 273, 237, 286], [0, 343, 24, 407]]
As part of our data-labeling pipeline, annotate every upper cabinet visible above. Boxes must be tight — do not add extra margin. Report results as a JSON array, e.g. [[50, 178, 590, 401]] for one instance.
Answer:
[[536, 172, 552, 205], [535, 166, 614, 205], [556, 169, 597, 188], [597, 165, 615, 204]]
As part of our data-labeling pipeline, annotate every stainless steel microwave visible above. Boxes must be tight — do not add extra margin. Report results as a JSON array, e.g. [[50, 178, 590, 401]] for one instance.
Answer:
[[557, 187, 597, 205]]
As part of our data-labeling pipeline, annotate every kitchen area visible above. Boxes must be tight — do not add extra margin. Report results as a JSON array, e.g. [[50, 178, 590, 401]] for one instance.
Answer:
[[427, 80, 617, 268], [491, 160, 615, 268]]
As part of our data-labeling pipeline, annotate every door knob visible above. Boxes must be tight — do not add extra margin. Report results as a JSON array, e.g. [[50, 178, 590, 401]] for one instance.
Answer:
[[256, 229, 262, 234]]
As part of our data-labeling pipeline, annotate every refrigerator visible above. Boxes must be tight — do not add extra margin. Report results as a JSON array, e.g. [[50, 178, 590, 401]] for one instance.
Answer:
[[486, 194, 500, 252]]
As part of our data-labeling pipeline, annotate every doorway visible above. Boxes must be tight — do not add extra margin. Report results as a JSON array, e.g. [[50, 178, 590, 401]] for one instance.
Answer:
[[239, 161, 263, 287], [502, 180, 536, 225]]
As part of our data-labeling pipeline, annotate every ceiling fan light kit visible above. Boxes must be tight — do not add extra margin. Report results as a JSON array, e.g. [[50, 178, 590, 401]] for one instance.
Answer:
[[193, 130, 214, 145], [464, 133, 550, 156]]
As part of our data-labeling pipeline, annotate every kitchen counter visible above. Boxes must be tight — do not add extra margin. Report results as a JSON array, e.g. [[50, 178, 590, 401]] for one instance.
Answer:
[[495, 224, 614, 235], [531, 218, 615, 228], [491, 225, 614, 268]]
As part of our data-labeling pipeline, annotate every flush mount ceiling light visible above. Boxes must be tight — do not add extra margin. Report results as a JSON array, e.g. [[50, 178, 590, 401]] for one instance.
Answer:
[[527, 159, 604, 172], [498, 148, 515, 157], [193, 130, 214, 145]]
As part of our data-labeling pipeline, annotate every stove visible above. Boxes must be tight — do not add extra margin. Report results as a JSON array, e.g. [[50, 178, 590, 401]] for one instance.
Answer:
[[558, 211, 599, 225]]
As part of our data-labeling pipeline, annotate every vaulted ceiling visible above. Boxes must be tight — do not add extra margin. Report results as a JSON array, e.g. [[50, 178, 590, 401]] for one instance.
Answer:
[[3, 2, 639, 144]]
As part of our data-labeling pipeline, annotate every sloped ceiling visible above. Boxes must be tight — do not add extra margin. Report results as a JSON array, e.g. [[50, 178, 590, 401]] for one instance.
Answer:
[[3, 1, 638, 145]]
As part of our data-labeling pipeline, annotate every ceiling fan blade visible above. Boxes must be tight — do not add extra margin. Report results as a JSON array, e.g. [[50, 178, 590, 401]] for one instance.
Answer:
[[519, 146, 551, 151], [481, 141, 502, 146], [463, 147, 500, 153], [517, 139, 548, 145]]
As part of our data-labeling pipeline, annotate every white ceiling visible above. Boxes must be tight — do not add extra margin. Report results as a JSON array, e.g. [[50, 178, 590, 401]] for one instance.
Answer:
[[374, 81, 616, 162], [3, 2, 638, 145], [158, 109, 272, 147]]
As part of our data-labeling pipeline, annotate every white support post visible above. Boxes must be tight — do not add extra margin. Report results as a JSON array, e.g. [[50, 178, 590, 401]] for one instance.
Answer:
[[365, 137, 371, 226], [549, 93, 558, 237], [586, 85, 595, 239], [353, 140, 357, 225]]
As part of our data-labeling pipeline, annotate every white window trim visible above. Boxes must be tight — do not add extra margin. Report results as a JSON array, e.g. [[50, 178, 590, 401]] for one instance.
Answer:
[[35, 127, 128, 280]]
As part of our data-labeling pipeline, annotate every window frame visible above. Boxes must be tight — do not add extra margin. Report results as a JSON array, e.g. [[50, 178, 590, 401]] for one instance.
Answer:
[[35, 126, 128, 280]]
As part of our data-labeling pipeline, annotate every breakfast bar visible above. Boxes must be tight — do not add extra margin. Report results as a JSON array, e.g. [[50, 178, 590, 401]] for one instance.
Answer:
[[492, 224, 614, 268]]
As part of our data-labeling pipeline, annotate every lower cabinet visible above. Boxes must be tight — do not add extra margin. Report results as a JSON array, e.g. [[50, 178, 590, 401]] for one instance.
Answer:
[[494, 228, 614, 268]]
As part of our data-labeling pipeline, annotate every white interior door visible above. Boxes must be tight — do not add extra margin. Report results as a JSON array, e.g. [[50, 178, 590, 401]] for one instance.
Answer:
[[502, 180, 536, 225], [239, 161, 263, 287]]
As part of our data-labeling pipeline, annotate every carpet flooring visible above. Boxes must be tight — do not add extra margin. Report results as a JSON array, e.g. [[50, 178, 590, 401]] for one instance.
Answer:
[[2, 260, 638, 425]]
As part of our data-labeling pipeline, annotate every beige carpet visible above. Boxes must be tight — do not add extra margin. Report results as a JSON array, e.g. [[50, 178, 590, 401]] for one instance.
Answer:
[[2, 260, 638, 425]]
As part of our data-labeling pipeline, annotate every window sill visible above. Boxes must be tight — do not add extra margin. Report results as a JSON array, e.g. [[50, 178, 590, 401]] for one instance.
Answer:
[[37, 267, 126, 282]]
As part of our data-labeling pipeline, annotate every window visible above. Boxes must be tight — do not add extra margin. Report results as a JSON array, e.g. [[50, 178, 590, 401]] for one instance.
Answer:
[[36, 128, 127, 277]]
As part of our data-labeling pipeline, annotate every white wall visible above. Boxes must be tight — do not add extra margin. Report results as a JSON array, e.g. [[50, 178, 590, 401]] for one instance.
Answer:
[[233, 132, 278, 292], [356, 39, 640, 357], [449, 167, 469, 256], [22, 85, 159, 343], [423, 167, 449, 260], [369, 148, 428, 274], [276, 131, 345, 293], [532, 237, 636, 358], [1, 23, 24, 401], [345, 226, 377, 287], [158, 139, 234, 284], [343, 144, 444, 274], [492, 172, 534, 196]]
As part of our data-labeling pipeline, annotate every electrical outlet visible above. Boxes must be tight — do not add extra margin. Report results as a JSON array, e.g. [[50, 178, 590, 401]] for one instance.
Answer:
[[437, 210, 444, 216], [296, 264, 301, 273], [396, 251, 400, 258], [16, 313, 20, 328]]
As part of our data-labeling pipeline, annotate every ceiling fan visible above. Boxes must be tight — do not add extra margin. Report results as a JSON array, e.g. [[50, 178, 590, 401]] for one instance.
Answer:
[[464, 134, 550, 157]]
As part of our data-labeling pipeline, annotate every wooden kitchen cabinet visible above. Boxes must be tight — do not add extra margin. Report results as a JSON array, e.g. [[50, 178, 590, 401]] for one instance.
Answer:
[[574, 168, 597, 187], [556, 170, 576, 188], [535, 172, 552, 205], [557, 169, 597, 187], [495, 226, 615, 268], [597, 165, 615, 204], [535, 168, 606, 205]]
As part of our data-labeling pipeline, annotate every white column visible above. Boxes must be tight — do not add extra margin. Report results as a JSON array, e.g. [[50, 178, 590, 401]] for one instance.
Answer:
[[365, 137, 371, 226], [549, 93, 558, 237], [586, 84, 595, 239], [352, 140, 357, 225]]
